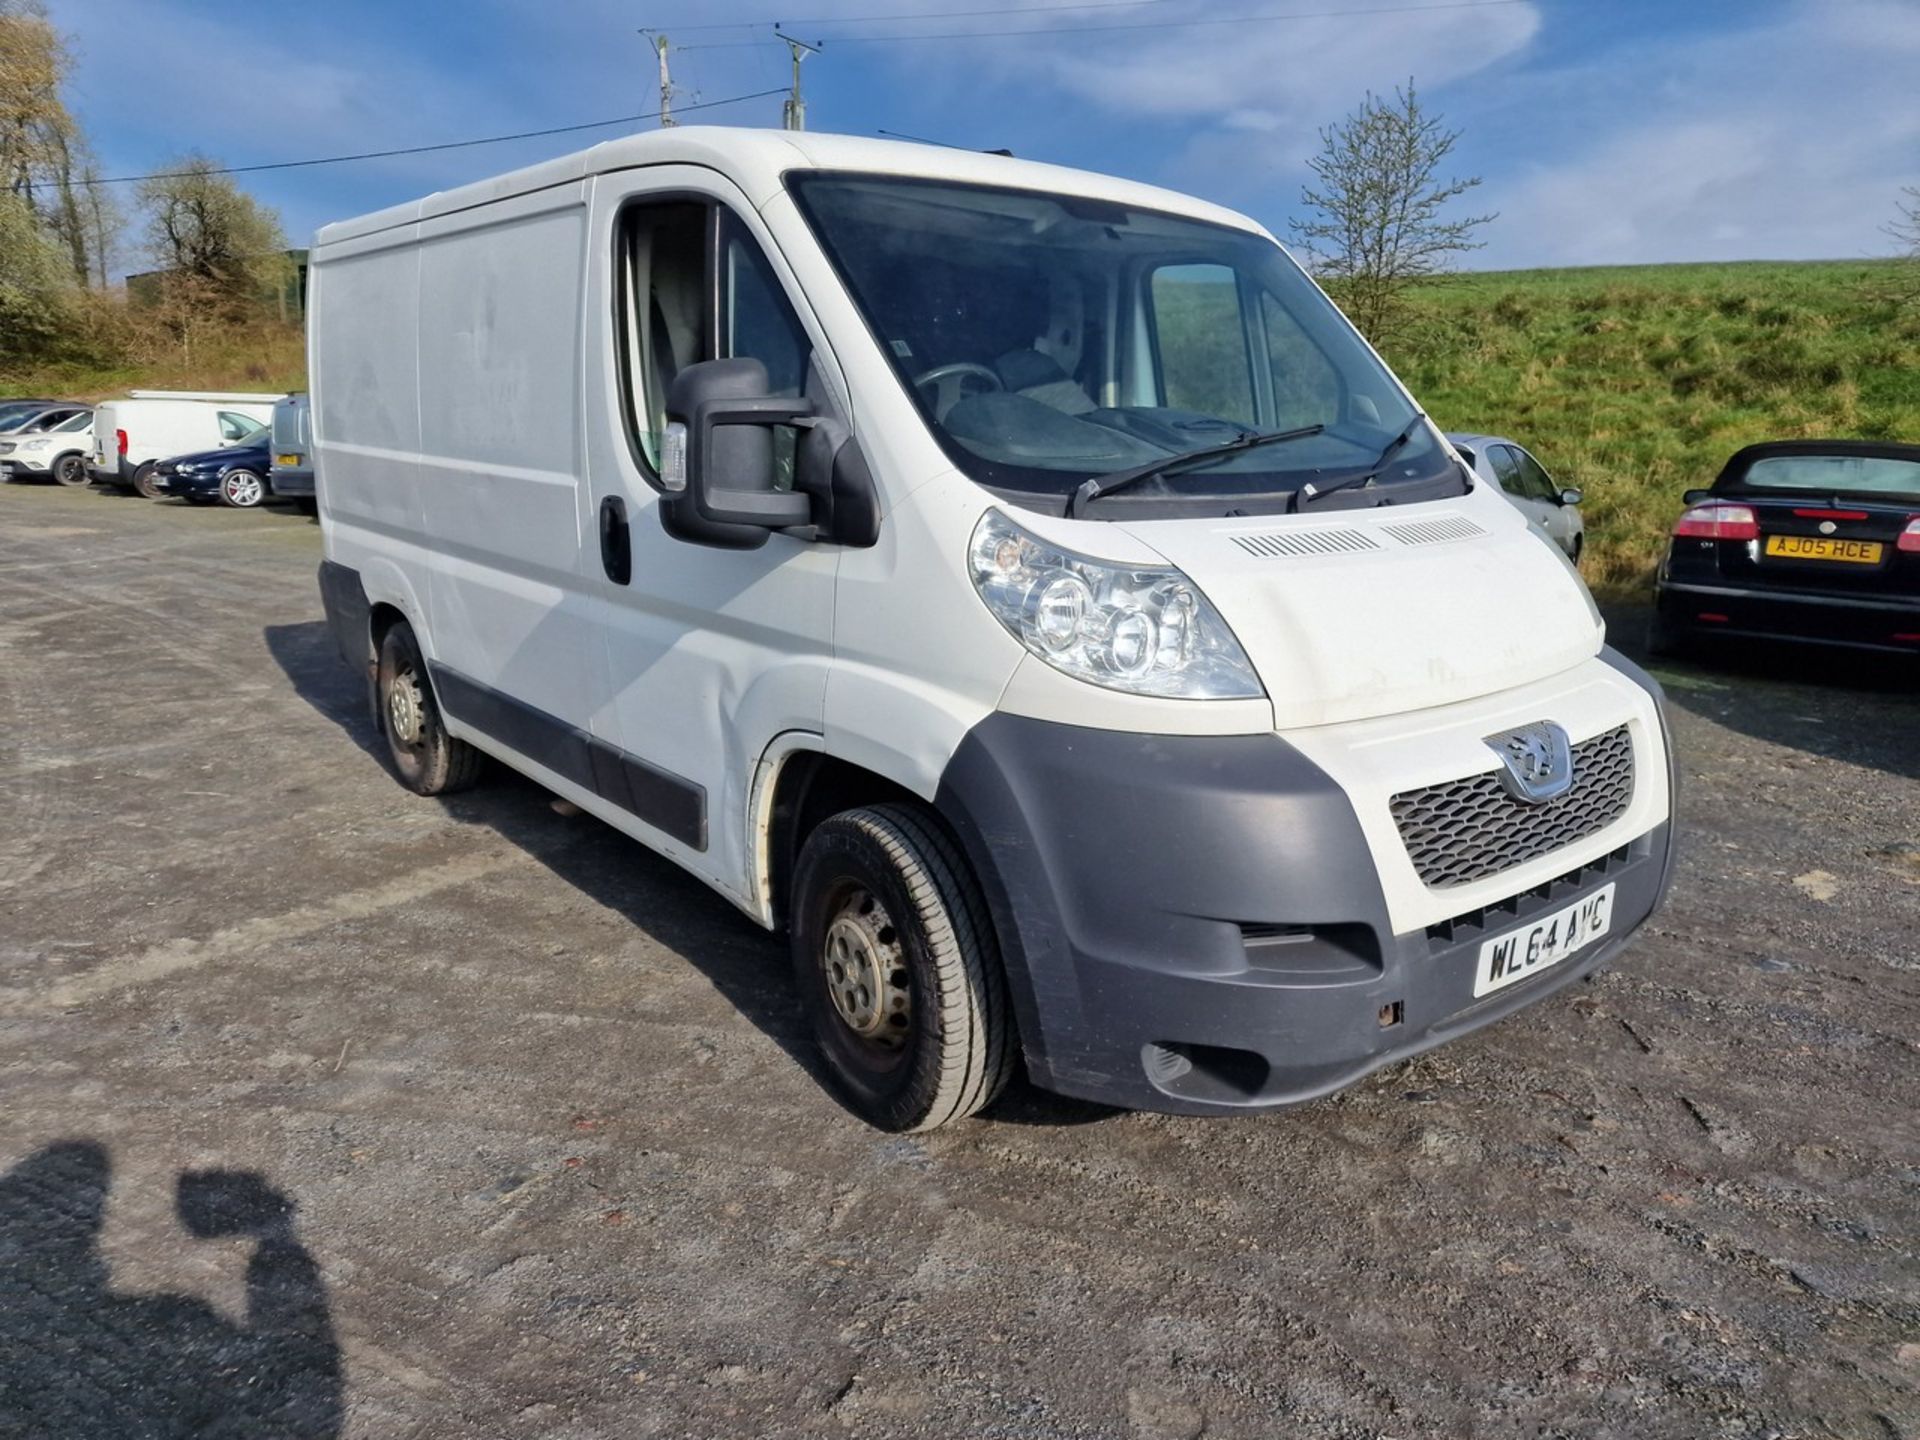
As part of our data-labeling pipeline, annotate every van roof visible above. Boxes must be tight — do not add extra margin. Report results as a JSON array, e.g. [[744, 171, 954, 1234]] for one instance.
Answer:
[[118, 391, 288, 403], [312, 126, 1267, 249]]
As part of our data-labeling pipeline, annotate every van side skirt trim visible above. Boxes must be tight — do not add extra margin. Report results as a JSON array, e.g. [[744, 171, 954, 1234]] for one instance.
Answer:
[[427, 662, 708, 852]]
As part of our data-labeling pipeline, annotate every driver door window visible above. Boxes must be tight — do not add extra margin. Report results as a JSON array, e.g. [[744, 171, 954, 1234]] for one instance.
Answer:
[[1149, 264, 1255, 426], [217, 411, 255, 442], [720, 217, 814, 486], [615, 201, 707, 475], [1489, 445, 1525, 495], [1511, 446, 1559, 502], [615, 201, 814, 484]]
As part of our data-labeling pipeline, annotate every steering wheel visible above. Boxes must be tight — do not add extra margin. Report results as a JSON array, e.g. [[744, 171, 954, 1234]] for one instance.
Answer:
[[911, 361, 1003, 421]]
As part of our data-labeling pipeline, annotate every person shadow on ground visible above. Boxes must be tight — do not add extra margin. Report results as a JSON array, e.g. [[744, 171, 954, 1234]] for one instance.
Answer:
[[0, 1141, 342, 1439]]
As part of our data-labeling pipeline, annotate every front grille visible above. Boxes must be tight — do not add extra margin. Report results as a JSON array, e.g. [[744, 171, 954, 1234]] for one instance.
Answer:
[[1391, 725, 1635, 889], [1425, 843, 1634, 947]]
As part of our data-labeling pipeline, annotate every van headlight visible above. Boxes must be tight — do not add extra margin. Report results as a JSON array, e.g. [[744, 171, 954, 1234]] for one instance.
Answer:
[[969, 510, 1263, 700]]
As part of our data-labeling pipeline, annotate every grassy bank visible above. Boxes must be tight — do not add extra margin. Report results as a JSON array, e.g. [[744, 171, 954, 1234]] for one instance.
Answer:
[[1388, 258, 1920, 596], [0, 322, 306, 405]]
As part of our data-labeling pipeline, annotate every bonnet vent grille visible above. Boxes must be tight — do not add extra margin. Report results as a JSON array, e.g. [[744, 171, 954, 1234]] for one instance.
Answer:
[[1380, 515, 1486, 546], [1229, 527, 1381, 558]]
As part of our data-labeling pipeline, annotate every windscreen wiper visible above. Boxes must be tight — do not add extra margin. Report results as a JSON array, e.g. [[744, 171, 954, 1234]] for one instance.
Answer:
[[1067, 423, 1325, 518], [1296, 414, 1428, 510]]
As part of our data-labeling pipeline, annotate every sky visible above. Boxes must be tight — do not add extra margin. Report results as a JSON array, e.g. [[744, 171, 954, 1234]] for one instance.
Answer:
[[49, 0, 1920, 276]]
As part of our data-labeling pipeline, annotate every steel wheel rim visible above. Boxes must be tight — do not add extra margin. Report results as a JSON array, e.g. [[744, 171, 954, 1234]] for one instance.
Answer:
[[387, 665, 426, 747], [821, 888, 911, 1050]]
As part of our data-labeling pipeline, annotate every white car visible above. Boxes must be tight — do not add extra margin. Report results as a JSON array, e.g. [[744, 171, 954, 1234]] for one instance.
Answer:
[[0, 407, 96, 486], [89, 391, 283, 497], [1448, 432, 1586, 563], [311, 128, 1675, 1131]]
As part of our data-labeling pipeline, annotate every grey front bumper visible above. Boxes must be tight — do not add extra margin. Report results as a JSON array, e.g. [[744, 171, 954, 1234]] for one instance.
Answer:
[[934, 653, 1676, 1116]]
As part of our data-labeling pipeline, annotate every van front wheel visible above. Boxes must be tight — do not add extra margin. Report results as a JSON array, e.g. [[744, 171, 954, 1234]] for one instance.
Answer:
[[791, 805, 1014, 1132], [376, 621, 484, 796]]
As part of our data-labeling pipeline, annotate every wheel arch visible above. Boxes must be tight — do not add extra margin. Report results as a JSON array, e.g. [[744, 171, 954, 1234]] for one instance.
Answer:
[[756, 741, 925, 930]]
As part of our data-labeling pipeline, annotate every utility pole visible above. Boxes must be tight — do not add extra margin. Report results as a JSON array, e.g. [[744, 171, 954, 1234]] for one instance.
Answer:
[[775, 29, 821, 132], [642, 31, 676, 127]]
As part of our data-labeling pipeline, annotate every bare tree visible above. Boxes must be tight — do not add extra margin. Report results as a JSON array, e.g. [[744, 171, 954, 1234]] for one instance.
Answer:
[[1290, 80, 1494, 343], [78, 154, 122, 287], [1892, 185, 1920, 303], [137, 154, 290, 310]]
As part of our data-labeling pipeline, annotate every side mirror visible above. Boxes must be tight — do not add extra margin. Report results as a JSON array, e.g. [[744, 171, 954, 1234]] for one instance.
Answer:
[[659, 357, 880, 551], [1682, 488, 1711, 504], [1559, 487, 1583, 507], [660, 358, 813, 549]]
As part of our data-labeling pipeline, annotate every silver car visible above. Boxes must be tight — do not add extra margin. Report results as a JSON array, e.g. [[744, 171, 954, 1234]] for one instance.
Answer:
[[1448, 432, 1585, 563]]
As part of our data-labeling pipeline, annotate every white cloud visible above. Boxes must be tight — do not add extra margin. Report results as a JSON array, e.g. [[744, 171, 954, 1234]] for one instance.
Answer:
[[1475, 0, 1920, 266]]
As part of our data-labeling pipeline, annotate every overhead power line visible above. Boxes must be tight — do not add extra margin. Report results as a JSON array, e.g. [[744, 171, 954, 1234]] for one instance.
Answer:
[[679, 0, 1528, 49], [661, 0, 1173, 34], [77, 87, 788, 188]]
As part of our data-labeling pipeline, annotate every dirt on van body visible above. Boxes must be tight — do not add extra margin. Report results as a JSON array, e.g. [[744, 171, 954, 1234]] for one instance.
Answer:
[[0, 482, 1916, 1440]]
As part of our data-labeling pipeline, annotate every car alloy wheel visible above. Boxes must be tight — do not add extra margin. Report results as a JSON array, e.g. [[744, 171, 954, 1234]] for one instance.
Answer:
[[53, 454, 89, 487], [221, 469, 265, 508]]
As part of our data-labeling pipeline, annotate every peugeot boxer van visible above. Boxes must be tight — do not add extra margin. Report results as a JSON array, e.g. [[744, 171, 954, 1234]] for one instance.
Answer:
[[311, 129, 1675, 1132]]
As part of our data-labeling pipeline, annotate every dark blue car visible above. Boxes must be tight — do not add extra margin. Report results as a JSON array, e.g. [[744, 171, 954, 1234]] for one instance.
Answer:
[[153, 432, 276, 508]]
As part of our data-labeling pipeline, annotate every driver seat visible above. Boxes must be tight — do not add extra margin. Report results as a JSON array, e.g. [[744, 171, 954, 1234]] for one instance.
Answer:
[[993, 348, 1096, 416]]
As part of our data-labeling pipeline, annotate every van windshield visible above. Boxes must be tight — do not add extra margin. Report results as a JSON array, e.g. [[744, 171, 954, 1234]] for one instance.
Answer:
[[789, 172, 1462, 516]]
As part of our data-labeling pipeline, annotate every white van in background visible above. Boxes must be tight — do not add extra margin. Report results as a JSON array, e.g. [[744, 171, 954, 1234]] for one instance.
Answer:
[[90, 391, 283, 497], [311, 128, 1675, 1132]]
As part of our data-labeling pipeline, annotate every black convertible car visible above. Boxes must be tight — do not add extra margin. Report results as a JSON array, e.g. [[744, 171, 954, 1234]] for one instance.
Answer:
[[1651, 440, 1920, 658]]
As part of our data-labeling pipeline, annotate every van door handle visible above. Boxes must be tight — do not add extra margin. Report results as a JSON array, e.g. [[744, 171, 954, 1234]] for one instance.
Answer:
[[599, 495, 631, 585]]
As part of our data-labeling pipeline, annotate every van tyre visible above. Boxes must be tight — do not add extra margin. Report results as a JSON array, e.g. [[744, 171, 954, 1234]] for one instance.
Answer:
[[376, 621, 484, 795], [52, 454, 89, 487], [131, 463, 161, 499], [791, 804, 1014, 1132]]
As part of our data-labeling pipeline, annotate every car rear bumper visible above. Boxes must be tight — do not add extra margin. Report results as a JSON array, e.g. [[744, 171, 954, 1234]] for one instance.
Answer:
[[88, 457, 133, 486], [268, 465, 315, 498], [934, 653, 1677, 1115], [1656, 579, 1920, 654]]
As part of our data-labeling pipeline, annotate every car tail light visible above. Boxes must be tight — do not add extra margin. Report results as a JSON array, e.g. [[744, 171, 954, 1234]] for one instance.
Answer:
[[1672, 502, 1758, 541], [1898, 518, 1920, 554], [116, 428, 128, 456]]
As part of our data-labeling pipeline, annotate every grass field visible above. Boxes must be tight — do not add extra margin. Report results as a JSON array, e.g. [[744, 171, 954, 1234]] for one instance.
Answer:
[[6, 259, 1913, 598], [1388, 258, 1920, 595]]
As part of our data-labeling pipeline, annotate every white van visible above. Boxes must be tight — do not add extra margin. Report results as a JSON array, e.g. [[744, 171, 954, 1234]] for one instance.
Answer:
[[311, 129, 1675, 1132], [90, 391, 282, 497]]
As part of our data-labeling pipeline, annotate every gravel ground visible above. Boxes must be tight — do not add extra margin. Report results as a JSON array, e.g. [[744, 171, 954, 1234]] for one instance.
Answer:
[[1, 481, 1916, 1440]]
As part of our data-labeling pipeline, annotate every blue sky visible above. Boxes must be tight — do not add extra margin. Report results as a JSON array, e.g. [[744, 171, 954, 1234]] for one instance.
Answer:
[[52, 0, 1920, 275]]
